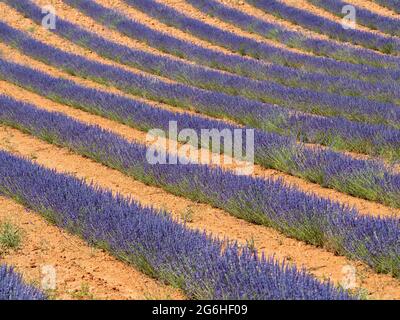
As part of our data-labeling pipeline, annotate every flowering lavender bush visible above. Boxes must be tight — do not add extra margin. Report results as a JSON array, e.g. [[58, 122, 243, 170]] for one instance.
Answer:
[[0, 152, 354, 300], [188, 0, 400, 67], [2, 61, 400, 205], [309, 0, 400, 37], [1, 21, 400, 144], [246, 0, 400, 54], [123, 0, 400, 73], [373, 0, 400, 14], [0, 265, 45, 300], [9, 1, 400, 112], [0, 95, 399, 278], [11, 0, 400, 99]]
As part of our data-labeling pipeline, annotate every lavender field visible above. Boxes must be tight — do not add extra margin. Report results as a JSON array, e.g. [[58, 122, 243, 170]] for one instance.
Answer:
[[0, 0, 399, 301]]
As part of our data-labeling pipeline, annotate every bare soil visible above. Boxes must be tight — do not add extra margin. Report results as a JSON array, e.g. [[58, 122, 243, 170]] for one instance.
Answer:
[[221, 0, 393, 54], [0, 195, 184, 300], [1, 49, 399, 219], [0, 127, 400, 299], [279, 0, 397, 37], [346, 0, 400, 17], [1, 0, 400, 300]]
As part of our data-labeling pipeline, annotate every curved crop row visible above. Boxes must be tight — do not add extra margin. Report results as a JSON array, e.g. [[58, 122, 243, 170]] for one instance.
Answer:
[[2, 34, 400, 164], [5, 5, 400, 123], [308, 0, 400, 37], [122, 0, 400, 79], [61, 0, 400, 104], [188, 0, 400, 68], [0, 95, 400, 279], [0, 265, 46, 300], [246, 0, 400, 54], [0, 152, 353, 300], [2, 22, 400, 159], [373, 0, 400, 14], [17, 0, 400, 98], [3, 60, 400, 207]]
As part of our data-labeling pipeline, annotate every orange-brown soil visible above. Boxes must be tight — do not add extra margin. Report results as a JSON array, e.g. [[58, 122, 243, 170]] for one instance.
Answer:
[[0, 195, 184, 300], [1, 124, 400, 300], [1, 0, 400, 300], [1, 48, 399, 219], [279, 0, 397, 37], [345, 0, 400, 17]]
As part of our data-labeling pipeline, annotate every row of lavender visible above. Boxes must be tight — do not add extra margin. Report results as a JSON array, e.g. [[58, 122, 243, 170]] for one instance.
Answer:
[[308, 0, 400, 37], [1, 95, 399, 279], [246, 0, 400, 54], [12, 0, 400, 102], [14, 0, 400, 107], [5, 5, 400, 126], [187, 0, 400, 67], [373, 0, 400, 13], [0, 150, 353, 300], [2, 22, 400, 164], [122, 0, 400, 78], [3, 58, 400, 209], [0, 265, 45, 300]]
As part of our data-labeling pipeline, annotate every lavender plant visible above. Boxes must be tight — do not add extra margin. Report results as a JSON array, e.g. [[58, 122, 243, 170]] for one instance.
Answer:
[[188, 0, 400, 67], [246, 0, 400, 54], [7, 1, 400, 109], [0, 265, 46, 300], [2, 60, 400, 206], [0, 152, 354, 300], [309, 0, 400, 37], [122, 0, 400, 73], [11, 0, 400, 97], [0, 96, 399, 279], [373, 0, 400, 14], [1, 22, 400, 140]]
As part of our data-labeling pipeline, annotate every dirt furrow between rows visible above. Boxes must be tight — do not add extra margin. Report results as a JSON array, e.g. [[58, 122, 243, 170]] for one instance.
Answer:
[[3, 4, 397, 168], [1, 124, 400, 299], [97, 0, 312, 55], [279, 0, 397, 37], [0, 194, 184, 300], [345, 0, 400, 17], [2, 77, 400, 218]]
